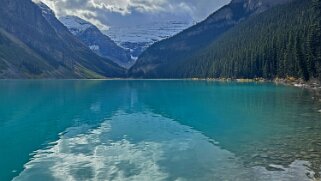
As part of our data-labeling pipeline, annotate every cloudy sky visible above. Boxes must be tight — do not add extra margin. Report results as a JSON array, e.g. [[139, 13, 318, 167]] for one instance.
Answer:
[[37, 0, 230, 31]]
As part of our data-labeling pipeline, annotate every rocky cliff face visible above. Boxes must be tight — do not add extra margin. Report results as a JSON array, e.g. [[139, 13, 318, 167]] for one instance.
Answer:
[[130, 0, 292, 78], [59, 16, 133, 69], [0, 0, 123, 78]]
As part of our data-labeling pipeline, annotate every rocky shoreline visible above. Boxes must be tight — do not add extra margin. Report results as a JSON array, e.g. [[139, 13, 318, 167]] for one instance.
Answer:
[[273, 77, 321, 91], [191, 77, 321, 109], [273, 78, 321, 109], [191, 77, 321, 91]]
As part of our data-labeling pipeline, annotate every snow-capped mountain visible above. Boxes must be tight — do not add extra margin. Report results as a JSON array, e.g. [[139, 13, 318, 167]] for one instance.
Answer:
[[104, 21, 193, 60], [58, 16, 93, 36], [59, 16, 133, 68], [38, 2, 192, 67]]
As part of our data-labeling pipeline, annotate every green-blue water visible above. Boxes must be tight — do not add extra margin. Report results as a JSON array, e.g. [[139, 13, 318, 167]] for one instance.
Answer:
[[0, 80, 321, 181]]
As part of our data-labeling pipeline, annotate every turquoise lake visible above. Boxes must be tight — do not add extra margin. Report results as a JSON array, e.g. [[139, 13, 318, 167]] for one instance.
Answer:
[[1, 80, 321, 181]]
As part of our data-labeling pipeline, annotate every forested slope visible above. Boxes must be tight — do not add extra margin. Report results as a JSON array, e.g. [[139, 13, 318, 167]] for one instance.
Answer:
[[130, 0, 321, 81], [130, 0, 292, 77], [179, 0, 321, 80]]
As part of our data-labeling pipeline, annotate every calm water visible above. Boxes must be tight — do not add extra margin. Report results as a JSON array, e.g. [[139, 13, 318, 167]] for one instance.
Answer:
[[0, 80, 321, 181]]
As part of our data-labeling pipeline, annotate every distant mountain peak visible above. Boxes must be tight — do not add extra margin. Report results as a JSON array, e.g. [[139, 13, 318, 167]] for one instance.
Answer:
[[59, 15, 133, 68], [59, 16, 94, 35], [34, 1, 55, 16]]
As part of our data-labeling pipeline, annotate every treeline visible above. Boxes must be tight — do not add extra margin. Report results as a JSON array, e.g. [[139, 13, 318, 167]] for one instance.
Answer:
[[173, 0, 321, 81]]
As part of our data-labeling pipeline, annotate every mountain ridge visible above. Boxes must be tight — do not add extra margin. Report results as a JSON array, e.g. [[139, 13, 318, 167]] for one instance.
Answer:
[[131, 0, 321, 81], [59, 15, 134, 68], [129, 0, 293, 78], [0, 0, 124, 79]]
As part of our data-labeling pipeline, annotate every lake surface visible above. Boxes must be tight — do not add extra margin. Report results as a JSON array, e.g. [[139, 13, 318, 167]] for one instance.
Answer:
[[0, 80, 321, 181]]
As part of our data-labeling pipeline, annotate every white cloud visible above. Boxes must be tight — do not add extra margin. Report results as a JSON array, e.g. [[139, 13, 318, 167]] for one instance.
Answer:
[[14, 111, 314, 181], [37, 0, 230, 32], [39, 0, 170, 16], [63, 8, 110, 30]]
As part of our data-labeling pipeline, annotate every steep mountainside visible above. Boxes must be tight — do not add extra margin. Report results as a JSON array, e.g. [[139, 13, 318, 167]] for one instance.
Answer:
[[177, 0, 320, 80], [0, 28, 61, 78], [130, 0, 292, 77], [59, 16, 133, 69], [0, 0, 124, 78], [145, 0, 321, 81]]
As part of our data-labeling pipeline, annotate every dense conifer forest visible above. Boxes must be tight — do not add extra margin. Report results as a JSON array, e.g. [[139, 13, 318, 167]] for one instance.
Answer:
[[179, 0, 321, 80], [132, 0, 321, 81]]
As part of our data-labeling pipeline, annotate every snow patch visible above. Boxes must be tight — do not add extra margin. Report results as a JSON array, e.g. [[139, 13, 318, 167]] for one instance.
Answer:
[[89, 45, 100, 51], [35, 1, 55, 16], [130, 55, 138, 61], [59, 16, 93, 35]]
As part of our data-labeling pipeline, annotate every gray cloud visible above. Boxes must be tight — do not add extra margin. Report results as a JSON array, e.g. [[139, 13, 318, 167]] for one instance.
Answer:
[[36, 0, 230, 31]]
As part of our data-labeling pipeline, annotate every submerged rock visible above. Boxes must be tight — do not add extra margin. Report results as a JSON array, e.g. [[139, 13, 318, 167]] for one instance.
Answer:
[[251, 154, 259, 158], [267, 164, 286, 171], [308, 149, 316, 152], [259, 154, 269, 158]]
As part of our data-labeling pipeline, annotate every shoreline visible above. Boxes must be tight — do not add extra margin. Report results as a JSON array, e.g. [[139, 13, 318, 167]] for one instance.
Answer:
[[273, 78, 321, 91], [1, 77, 321, 90], [192, 77, 321, 108], [1, 77, 321, 111], [188, 77, 321, 90]]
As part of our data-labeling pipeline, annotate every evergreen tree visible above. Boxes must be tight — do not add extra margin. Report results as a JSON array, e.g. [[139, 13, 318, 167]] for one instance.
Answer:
[[132, 0, 321, 81], [312, 0, 321, 79]]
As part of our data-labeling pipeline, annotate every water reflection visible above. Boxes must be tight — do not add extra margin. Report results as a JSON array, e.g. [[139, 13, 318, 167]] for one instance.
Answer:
[[0, 80, 320, 180], [0, 80, 131, 180], [130, 81, 321, 179], [13, 111, 315, 181]]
